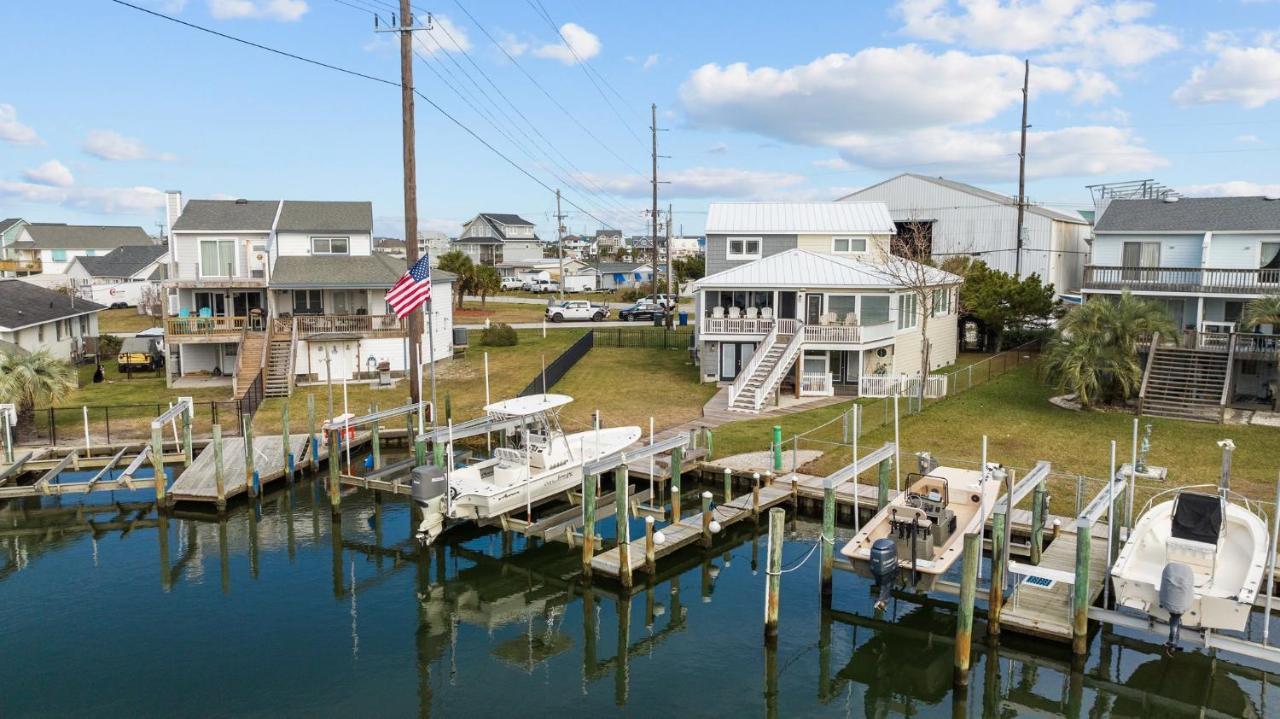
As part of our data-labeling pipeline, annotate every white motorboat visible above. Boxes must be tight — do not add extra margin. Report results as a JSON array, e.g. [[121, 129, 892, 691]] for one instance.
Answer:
[[415, 393, 641, 544], [1111, 483, 1268, 645], [840, 455, 1001, 603]]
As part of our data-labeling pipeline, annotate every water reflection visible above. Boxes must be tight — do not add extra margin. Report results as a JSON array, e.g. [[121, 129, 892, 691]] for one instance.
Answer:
[[0, 478, 1277, 718]]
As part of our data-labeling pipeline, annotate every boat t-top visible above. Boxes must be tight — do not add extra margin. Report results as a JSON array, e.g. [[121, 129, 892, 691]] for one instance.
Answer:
[[415, 394, 641, 544]]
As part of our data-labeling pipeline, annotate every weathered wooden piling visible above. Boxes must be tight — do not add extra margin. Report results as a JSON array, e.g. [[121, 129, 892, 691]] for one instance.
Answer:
[[181, 407, 193, 467], [582, 472, 598, 576], [327, 427, 341, 511], [212, 424, 225, 509], [877, 456, 891, 510], [989, 510, 1006, 635], [1072, 518, 1092, 656], [616, 466, 632, 588], [1, 412, 13, 464], [644, 516, 656, 573], [752, 472, 761, 518], [763, 506, 784, 645], [670, 445, 683, 521], [701, 490, 713, 547], [242, 415, 256, 498], [772, 425, 782, 472], [306, 395, 318, 466], [704, 428, 713, 461], [954, 531, 980, 687], [1030, 481, 1046, 564], [157, 513, 172, 592], [723, 466, 733, 503], [370, 403, 381, 470], [281, 403, 291, 479], [150, 421, 166, 503], [820, 481, 835, 602]]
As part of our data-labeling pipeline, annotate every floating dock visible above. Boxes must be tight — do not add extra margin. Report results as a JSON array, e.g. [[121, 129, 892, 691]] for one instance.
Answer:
[[1000, 522, 1110, 640], [168, 434, 311, 506]]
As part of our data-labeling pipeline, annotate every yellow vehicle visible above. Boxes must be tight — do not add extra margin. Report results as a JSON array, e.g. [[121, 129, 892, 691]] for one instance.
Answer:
[[117, 337, 163, 371]]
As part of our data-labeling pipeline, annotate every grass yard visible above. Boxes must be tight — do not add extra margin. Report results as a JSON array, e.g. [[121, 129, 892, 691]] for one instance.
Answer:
[[551, 347, 717, 431], [98, 308, 161, 333], [713, 363, 1280, 509], [456, 301, 549, 325]]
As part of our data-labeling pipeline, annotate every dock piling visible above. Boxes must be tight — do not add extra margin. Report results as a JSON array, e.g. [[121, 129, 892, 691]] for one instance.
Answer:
[[582, 473, 598, 577], [1031, 482, 1046, 564], [327, 427, 341, 512], [764, 506, 784, 645], [616, 466, 632, 588], [955, 531, 980, 687], [243, 415, 256, 498], [723, 466, 733, 503], [701, 490, 713, 548], [820, 481, 835, 603], [181, 406, 192, 467], [772, 425, 782, 472], [989, 510, 1006, 636], [150, 422, 166, 504], [670, 445, 682, 521], [752, 472, 761, 518], [876, 457, 891, 510], [212, 424, 225, 510], [1, 412, 12, 464], [704, 428, 713, 461], [370, 402, 381, 470], [307, 395, 318, 466], [1072, 518, 1092, 656], [644, 516, 656, 573], [281, 403, 291, 479]]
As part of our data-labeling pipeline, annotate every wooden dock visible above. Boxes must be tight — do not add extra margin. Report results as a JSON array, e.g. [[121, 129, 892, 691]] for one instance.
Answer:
[[1000, 523, 1111, 641], [168, 434, 311, 505]]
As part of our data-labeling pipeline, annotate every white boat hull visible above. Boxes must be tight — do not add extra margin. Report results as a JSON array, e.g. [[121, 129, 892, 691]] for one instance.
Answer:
[[1112, 497, 1268, 632]]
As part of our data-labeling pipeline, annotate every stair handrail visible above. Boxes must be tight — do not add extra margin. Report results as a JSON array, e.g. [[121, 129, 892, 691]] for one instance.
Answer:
[[1219, 330, 1236, 422], [751, 321, 807, 410], [1137, 331, 1158, 416], [285, 317, 299, 395], [232, 320, 249, 397], [728, 320, 782, 404]]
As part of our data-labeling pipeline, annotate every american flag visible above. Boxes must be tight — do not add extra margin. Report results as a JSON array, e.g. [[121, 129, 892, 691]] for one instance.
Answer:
[[385, 256, 432, 318]]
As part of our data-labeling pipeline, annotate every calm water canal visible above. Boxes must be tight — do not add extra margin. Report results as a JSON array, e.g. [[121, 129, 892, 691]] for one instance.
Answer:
[[1, 472, 1277, 717]]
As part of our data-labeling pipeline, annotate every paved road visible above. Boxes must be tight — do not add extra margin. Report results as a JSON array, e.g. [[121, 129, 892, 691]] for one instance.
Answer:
[[464, 294, 693, 311], [458, 320, 680, 330]]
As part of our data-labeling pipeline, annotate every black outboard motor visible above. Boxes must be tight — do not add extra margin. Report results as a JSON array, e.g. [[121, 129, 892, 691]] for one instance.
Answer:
[[1159, 562, 1195, 652], [869, 538, 898, 609]]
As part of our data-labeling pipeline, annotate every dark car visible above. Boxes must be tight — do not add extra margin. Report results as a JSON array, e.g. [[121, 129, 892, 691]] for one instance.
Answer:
[[619, 301, 668, 322]]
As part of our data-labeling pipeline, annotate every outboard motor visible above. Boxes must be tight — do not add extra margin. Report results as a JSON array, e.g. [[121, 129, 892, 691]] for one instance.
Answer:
[[1159, 562, 1195, 652], [869, 538, 898, 610], [412, 465, 448, 545]]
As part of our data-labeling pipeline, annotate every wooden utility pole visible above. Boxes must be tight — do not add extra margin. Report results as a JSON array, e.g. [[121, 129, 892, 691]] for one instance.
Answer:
[[398, 0, 422, 409], [1014, 59, 1029, 278], [555, 189, 566, 301], [665, 203, 674, 327], [650, 103, 659, 300]]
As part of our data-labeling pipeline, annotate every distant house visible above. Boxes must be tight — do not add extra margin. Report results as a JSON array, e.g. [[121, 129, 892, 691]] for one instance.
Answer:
[[0, 218, 31, 276], [594, 229, 622, 250], [0, 279, 104, 361], [453, 213, 542, 266], [594, 261, 653, 291], [839, 173, 1091, 296], [418, 230, 452, 264], [670, 235, 704, 259], [65, 245, 168, 307], [5, 223, 154, 275], [373, 237, 406, 259]]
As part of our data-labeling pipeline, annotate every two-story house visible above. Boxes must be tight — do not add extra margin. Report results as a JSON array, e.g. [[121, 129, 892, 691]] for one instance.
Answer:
[[162, 193, 455, 403], [694, 203, 960, 413], [0, 218, 30, 276], [65, 244, 168, 307], [1081, 196, 1280, 420], [4, 223, 153, 275], [452, 213, 542, 266]]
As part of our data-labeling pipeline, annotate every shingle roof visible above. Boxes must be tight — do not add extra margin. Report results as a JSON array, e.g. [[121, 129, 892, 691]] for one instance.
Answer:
[[270, 254, 454, 289], [706, 203, 897, 235], [72, 245, 168, 278], [0, 218, 23, 234], [276, 200, 372, 233], [480, 213, 534, 227], [22, 223, 152, 249], [841, 173, 1089, 225], [0, 279, 105, 330], [1095, 196, 1280, 233], [171, 200, 279, 232], [694, 248, 959, 289]]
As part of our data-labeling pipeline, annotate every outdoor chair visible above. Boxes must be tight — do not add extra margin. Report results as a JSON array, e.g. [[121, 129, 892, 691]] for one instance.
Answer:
[[844, 312, 858, 326], [711, 306, 725, 319], [820, 312, 836, 325], [728, 307, 742, 319], [761, 307, 774, 320], [745, 307, 759, 320]]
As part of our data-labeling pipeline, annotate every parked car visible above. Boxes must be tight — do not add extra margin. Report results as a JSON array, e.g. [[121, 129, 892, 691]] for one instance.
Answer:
[[500, 277, 524, 291], [109, 301, 130, 309], [117, 336, 164, 371], [639, 293, 680, 308], [619, 301, 669, 322], [546, 300, 609, 322], [529, 279, 561, 294]]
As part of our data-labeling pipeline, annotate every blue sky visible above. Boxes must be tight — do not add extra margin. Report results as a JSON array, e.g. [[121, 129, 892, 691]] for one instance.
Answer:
[[3, 0, 1280, 241]]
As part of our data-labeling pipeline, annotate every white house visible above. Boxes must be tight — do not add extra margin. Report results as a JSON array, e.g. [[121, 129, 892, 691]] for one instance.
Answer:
[[839, 173, 1091, 296], [669, 235, 704, 259], [693, 203, 960, 413], [453, 213, 543, 266], [65, 244, 168, 307], [4, 223, 154, 275], [0, 279, 104, 361], [0, 218, 32, 276], [594, 261, 654, 291]]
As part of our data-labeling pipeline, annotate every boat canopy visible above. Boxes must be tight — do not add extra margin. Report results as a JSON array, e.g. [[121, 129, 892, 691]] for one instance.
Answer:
[[1171, 491, 1223, 544], [483, 393, 574, 418]]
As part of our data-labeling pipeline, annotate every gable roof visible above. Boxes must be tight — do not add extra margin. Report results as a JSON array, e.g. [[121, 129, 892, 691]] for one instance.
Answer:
[[276, 200, 372, 233], [172, 199, 279, 232], [454, 236, 504, 245], [0, 218, 23, 234], [480, 213, 534, 227], [1094, 196, 1280, 233], [71, 245, 168, 278], [841, 173, 1088, 225], [594, 262, 650, 274], [694, 248, 959, 289], [0, 279, 105, 330], [271, 253, 455, 289], [706, 202, 896, 235], [22, 223, 152, 249]]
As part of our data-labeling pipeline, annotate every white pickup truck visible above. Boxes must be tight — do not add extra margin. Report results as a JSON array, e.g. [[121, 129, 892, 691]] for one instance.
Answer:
[[545, 300, 609, 322]]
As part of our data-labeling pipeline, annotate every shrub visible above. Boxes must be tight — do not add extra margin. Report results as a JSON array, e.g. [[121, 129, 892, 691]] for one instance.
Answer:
[[618, 288, 645, 303], [481, 323, 519, 347], [98, 334, 123, 358]]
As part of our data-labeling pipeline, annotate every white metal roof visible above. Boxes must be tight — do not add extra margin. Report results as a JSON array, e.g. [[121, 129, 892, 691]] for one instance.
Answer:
[[693, 248, 959, 289], [705, 202, 895, 235], [484, 393, 573, 417]]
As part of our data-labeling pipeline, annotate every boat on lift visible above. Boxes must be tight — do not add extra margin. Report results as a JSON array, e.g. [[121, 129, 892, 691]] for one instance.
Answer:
[[839, 454, 1002, 604], [1111, 456, 1269, 649], [414, 393, 641, 544]]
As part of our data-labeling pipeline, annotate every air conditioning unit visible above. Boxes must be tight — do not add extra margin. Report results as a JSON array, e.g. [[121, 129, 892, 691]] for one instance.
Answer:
[[251, 269, 265, 279]]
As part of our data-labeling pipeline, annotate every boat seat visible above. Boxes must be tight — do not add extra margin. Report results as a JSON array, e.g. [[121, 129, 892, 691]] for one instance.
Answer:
[[1167, 536, 1217, 587]]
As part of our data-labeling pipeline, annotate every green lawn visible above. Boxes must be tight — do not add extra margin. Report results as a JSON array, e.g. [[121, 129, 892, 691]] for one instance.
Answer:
[[713, 362, 1280, 508], [98, 308, 161, 333], [456, 300, 549, 325], [552, 347, 717, 431]]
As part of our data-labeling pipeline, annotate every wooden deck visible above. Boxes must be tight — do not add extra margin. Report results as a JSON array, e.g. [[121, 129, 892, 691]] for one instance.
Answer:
[[168, 434, 311, 505], [1000, 523, 1111, 641]]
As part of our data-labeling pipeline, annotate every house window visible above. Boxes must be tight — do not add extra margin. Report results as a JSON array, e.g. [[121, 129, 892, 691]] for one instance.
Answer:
[[1263, 243, 1280, 282], [51, 249, 67, 262], [827, 295, 857, 323], [1122, 241, 1160, 281], [833, 237, 867, 254], [199, 239, 236, 277], [897, 294, 919, 330], [861, 295, 890, 325], [932, 288, 951, 316], [37, 324, 44, 341], [726, 237, 762, 261], [79, 316, 89, 334], [293, 289, 324, 315], [311, 237, 350, 255], [56, 321, 63, 341]]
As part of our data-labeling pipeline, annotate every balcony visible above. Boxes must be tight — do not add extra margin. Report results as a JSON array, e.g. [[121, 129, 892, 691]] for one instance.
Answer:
[[1140, 328, 1280, 359], [1084, 265, 1280, 295], [163, 261, 267, 289], [292, 314, 407, 338], [0, 258, 42, 273], [166, 315, 250, 342], [701, 315, 894, 344]]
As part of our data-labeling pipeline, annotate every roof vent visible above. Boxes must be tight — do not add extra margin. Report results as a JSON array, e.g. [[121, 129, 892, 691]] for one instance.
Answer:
[[1264, 194, 1280, 201], [235, 198, 248, 204], [1162, 196, 1180, 203]]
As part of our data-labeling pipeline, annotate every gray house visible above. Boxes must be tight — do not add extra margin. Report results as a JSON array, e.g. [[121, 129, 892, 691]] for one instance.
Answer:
[[453, 213, 543, 266], [704, 202, 897, 276]]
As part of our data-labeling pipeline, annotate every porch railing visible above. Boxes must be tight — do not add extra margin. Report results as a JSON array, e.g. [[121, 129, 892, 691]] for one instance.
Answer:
[[799, 372, 834, 396], [166, 315, 247, 337], [1083, 265, 1280, 293], [704, 316, 775, 334], [860, 373, 948, 399], [293, 314, 406, 336], [1143, 329, 1280, 356]]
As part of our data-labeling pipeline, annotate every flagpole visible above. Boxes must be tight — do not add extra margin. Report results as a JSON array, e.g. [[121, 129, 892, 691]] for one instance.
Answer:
[[425, 298, 437, 436]]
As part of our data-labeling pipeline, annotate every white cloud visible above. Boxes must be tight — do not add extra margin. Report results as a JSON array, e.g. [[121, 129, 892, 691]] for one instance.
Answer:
[[1071, 69, 1118, 103], [0, 182, 166, 214], [575, 166, 806, 199], [642, 53, 659, 70], [0, 104, 40, 145], [1173, 45, 1280, 108], [22, 160, 74, 188], [896, 0, 1178, 67], [1236, 133, 1263, 145], [82, 129, 174, 162], [706, 143, 729, 155], [411, 15, 471, 56], [499, 32, 529, 57], [1182, 180, 1280, 197], [812, 157, 853, 170], [533, 23, 601, 65], [208, 0, 307, 21]]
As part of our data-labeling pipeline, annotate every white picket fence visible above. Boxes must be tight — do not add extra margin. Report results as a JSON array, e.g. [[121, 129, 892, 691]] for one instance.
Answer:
[[859, 373, 948, 399]]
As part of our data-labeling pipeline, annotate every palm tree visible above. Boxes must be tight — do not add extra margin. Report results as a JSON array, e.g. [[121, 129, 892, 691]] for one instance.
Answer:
[[473, 265, 501, 309], [0, 350, 78, 416], [1242, 294, 1280, 410], [437, 250, 476, 309], [1043, 292, 1175, 408]]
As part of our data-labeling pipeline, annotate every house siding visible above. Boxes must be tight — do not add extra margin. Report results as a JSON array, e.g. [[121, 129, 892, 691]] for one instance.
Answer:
[[705, 234, 796, 276]]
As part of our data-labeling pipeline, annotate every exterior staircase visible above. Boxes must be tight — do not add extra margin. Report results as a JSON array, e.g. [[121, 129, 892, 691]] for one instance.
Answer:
[[728, 321, 805, 413], [1139, 345, 1230, 423], [265, 336, 293, 398], [234, 331, 267, 402]]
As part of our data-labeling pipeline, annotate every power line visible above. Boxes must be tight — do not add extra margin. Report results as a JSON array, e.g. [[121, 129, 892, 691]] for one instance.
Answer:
[[109, 0, 619, 230]]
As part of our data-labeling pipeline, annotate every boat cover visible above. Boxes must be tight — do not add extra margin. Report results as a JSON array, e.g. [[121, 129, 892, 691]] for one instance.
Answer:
[[1170, 492, 1222, 545]]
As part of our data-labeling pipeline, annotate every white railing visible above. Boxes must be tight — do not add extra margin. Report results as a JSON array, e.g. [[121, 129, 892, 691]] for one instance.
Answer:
[[860, 373, 948, 398], [748, 322, 807, 411], [704, 316, 775, 335], [728, 321, 782, 405], [803, 324, 861, 343], [775, 318, 800, 335], [799, 372, 833, 397]]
